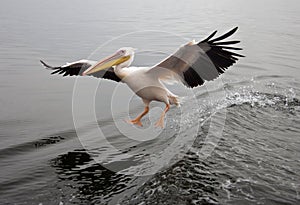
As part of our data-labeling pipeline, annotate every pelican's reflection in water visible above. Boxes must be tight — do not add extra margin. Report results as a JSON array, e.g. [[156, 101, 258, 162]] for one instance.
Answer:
[[51, 150, 133, 204]]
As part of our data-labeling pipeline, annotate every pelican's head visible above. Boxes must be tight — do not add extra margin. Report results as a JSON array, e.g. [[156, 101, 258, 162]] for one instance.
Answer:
[[116, 47, 136, 68], [83, 47, 136, 75]]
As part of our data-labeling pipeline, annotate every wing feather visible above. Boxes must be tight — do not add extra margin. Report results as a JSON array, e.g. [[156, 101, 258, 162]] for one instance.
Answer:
[[148, 27, 244, 88], [40, 60, 122, 82]]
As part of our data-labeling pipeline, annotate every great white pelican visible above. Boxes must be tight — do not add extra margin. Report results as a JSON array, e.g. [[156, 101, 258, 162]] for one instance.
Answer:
[[41, 27, 244, 128]]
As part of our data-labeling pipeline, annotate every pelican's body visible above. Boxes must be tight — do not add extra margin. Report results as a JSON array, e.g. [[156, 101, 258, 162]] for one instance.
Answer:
[[41, 27, 244, 127], [122, 67, 178, 105]]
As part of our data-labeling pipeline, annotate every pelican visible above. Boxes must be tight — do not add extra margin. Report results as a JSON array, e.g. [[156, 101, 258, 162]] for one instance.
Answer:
[[41, 27, 244, 128]]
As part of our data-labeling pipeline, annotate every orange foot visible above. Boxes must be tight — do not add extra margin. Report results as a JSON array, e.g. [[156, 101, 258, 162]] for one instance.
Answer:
[[126, 118, 143, 127]]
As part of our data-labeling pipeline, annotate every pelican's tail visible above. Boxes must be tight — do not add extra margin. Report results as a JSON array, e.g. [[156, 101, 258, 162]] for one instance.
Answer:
[[168, 95, 181, 107]]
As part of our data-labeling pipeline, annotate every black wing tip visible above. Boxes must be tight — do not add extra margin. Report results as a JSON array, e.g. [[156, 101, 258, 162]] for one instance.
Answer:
[[231, 26, 239, 33], [213, 40, 241, 45], [209, 27, 239, 43], [40, 59, 55, 69], [196, 27, 244, 75], [236, 52, 245, 58], [199, 27, 240, 45], [198, 27, 244, 58], [40, 59, 47, 66], [199, 30, 218, 43], [220, 46, 243, 51], [220, 26, 239, 38], [224, 26, 239, 36]]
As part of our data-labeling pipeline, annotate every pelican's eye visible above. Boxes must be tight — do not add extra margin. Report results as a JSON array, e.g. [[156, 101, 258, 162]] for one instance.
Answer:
[[120, 50, 126, 55]]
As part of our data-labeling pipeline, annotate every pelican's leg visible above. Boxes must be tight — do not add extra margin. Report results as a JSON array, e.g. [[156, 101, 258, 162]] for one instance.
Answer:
[[155, 103, 170, 128], [127, 100, 150, 127], [127, 106, 149, 126]]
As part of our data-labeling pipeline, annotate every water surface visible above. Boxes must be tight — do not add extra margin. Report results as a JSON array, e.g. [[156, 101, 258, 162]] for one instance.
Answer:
[[1, 0, 300, 204]]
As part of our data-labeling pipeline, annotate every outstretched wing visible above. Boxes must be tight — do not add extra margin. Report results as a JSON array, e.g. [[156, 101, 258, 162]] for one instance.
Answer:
[[40, 59, 122, 82], [148, 27, 244, 88]]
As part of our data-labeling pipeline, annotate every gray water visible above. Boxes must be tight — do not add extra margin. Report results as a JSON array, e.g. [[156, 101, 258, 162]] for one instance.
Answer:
[[1, 0, 300, 204]]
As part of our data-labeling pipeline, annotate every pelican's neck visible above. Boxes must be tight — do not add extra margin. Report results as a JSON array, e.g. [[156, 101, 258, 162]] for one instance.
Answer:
[[114, 54, 134, 79], [114, 65, 128, 79]]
